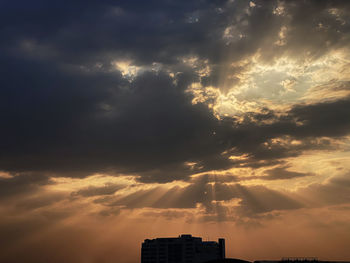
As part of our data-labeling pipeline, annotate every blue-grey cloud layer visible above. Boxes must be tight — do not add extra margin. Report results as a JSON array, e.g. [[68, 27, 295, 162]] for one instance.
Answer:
[[1, 0, 350, 183]]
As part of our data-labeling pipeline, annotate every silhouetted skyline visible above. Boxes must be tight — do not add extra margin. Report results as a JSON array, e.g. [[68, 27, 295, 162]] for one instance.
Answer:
[[142, 234, 225, 263]]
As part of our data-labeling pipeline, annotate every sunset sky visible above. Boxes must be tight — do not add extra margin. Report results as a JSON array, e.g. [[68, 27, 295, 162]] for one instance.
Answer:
[[1, 1, 350, 262]]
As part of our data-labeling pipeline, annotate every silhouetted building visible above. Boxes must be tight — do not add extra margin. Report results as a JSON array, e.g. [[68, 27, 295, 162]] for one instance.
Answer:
[[141, 234, 225, 263]]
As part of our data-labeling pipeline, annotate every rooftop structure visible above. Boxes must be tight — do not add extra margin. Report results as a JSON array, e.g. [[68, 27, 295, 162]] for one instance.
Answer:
[[254, 259, 350, 263], [141, 234, 225, 263]]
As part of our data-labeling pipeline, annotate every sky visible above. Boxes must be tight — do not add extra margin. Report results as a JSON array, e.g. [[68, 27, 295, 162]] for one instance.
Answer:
[[1, 0, 350, 262]]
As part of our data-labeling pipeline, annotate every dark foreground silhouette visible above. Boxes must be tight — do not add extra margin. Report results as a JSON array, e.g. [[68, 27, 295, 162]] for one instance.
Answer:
[[205, 258, 252, 263], [205, 260, 350, 263], [141, 235, 350, 263]]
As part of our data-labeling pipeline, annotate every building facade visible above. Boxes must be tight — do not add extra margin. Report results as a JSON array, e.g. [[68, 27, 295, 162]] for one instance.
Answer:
[[141, 234, 225, 263]]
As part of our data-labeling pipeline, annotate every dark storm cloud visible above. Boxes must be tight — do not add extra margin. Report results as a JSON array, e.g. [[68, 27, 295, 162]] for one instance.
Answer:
[[241, 166, 313, 181], [1, 57, 350, 182], [229, 96, 350, 167], [1, 56, 350, 183], [71, 183, 125, 197], [290, 98, 350, 138], [0, 58, 226, 181], [2, 0, 349, 72], [263, 166, 312, 180], [1, 0, 350, 184], [0, 0, 232, 65]]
